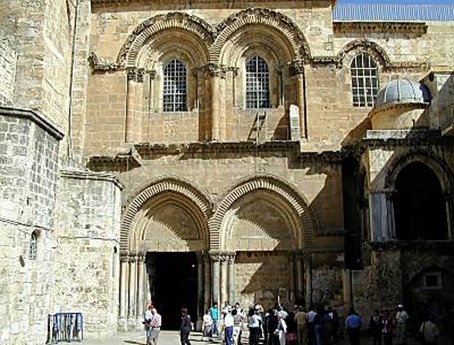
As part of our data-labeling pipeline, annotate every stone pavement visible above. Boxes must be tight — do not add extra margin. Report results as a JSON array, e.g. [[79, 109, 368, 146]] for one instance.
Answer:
[[78, 330, 435, 345]]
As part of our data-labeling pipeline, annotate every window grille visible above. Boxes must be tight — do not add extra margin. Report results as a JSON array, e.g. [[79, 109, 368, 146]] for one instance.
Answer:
[[29, 231, 38, 260], [163, 59, 187, 112], [350, 53, 379, 107], [246, 56, 270, 109]]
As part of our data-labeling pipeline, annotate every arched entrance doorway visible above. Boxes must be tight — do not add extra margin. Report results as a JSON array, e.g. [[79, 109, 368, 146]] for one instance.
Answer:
[[393, 162, 448, 240], [119, 180, 212, 330], [148, 252, 198, 330]]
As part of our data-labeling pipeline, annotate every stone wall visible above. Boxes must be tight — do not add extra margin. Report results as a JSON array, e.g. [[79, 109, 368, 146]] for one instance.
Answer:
[[53, 169, 123, 339], [0, 40, 17, 106], [0, 107, 63, 345]]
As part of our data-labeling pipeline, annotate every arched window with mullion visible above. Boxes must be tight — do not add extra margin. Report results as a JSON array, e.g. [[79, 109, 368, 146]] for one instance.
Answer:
[[246, 56, 270, 109], [163, 59, 187, 112], [350, 53, 379, 107]]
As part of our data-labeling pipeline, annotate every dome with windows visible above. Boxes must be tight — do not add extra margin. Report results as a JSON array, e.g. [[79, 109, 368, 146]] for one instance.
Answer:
[[375, 78, 431, 108], [369, 77, 432, 130]]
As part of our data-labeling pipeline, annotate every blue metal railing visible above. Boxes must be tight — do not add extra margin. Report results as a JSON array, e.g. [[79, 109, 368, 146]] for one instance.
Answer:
[[47, 312, 83, 343]]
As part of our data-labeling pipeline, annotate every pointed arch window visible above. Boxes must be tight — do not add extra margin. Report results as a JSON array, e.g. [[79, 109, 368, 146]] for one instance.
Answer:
[[163, 59, 187, 112], [351, 53, 379, 107], [246, 56, 270, 109], [29, 231, 38, 260]]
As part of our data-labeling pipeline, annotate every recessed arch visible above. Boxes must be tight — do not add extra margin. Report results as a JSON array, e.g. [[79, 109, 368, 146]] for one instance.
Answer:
[[209, 175, 319, 251], [338, 39, 391, 69], [393, 161, 448, 241], [121, 178, 213, 252], [211, 8, 311, 62], [384, 152, 454, 193], [117, 12, 215, 68]]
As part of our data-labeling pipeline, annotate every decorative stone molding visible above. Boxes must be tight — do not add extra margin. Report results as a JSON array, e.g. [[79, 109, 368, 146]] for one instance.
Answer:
[[289, 60, 305, 76], [334, 22, 428, 36], [212, 8, 311, 61], [200, 63, 228, 79], [88, 52, 122, 72], [128, 253, 139, 263], [121, 178, 213, 251], [117, 12, 215, 68], [210, 175, 319, 251], [383, 150, 454, 192], [337, 39, 391, 69], [126, 67, 145, 83], [120, 252, 129, 263]]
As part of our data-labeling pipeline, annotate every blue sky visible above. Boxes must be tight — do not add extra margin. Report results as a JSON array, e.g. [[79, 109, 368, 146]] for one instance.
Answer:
[[338, 0, 452, 4]]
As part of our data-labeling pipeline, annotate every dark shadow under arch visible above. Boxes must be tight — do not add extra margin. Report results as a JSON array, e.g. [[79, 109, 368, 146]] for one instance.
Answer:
[[394, 162, 448, 241]]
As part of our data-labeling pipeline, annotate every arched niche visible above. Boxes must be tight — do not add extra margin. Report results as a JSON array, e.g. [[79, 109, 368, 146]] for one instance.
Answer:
[[393, 161, 448, 241]]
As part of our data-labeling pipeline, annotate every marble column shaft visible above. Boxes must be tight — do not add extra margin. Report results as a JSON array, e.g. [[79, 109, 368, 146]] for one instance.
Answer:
[[128, 253, 138, 318], [119, 254, 129, 319]]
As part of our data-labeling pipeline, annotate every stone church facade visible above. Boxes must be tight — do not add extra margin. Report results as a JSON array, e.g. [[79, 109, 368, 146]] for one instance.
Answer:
[[0, 0, 453, 343]]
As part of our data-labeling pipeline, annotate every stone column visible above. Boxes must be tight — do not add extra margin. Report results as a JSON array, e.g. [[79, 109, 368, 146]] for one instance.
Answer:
[[197, 253, 204, 319], [202, 63, 227, 141], [304, 252, 313, 307], [119, 253, 129, 327], [290, 60, 307, 139], [288, 253, 295, 304], [227, 253, 236, 304], [137, 253, 145, 324], [203, 252, 211, 309], [445, 193, 454, 239], [125, 68, 137, 143], [220, 254, 228, 305], [210, 252, 220, 304], [128, 253, 138, 325], [295, 251, 304, 303], [369, 190, 395, 241]]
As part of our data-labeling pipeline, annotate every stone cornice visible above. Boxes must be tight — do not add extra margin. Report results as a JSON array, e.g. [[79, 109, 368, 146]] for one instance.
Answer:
[[0, 106, 64, 140], [134, 141, 301, 158], [333, 21, 428, 35], [370, 240, 454, 252], [60, 167, 125, 190], [368, 102, 429, 118], [88, 52, 123, 72]]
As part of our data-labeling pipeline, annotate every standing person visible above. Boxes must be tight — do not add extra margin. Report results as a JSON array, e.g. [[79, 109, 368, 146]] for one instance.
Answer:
[[294, 306, 308, 345], [345, 307, 362, 345], [180, 308, 192, 345], [148, 308, 162, 345], [210, 302, 220, 338], [202, 309, 213, 340], [328, 307, 339, 343], [268, 309, 279, 345], [395, 304, 409, 345], [232, 308, 244, 345], [224, 308, 235, 345], [418, 316, 440, 345], [249, 308, 262, 345], [143, 304, 153, 345], [369, 310, 383, 345], [307, 306, 317, 345], [277, 312, 288, 345], [381, 310, 394, 345]]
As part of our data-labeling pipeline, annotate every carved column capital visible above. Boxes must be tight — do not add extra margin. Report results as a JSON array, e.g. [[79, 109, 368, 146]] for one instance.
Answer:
[[128, 252, 139, 263], [220, 252, 236, 263], [120, 252, 129, 263], [126, 67, 144, 83], [201, 63, 228, 79], [289, 60, 306, 77]]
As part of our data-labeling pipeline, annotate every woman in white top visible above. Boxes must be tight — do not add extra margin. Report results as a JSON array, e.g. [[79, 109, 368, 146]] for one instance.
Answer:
[[202, 309, 213, 340], [277, 312, 288, 345]]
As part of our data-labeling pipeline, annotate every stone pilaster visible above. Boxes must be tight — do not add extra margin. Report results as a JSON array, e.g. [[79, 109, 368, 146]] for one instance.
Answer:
[[295, 251, 304, 303], [119, 253, 129, 328], [128, 252, 138, 326], [202, 63, 227, 141], [125, 68, 144, 143], [290, 60, 307, 139], [210, 252, 220, 304]]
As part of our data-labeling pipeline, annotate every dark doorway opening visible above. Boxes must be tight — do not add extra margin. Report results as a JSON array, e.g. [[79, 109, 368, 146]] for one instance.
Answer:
[[149, 252, 198, 330], [394, 162, 448, 240]]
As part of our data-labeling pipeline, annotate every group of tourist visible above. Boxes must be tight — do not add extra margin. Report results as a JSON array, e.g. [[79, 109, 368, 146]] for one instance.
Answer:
[[142, 301, 441, 345]]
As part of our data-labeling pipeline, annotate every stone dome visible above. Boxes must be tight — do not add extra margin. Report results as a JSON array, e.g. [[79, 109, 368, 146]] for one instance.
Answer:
[[375, 78, 431, 108]]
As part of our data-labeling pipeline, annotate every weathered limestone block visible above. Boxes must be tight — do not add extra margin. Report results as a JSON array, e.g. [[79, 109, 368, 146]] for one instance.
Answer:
[[53, 167, 123, 339]]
